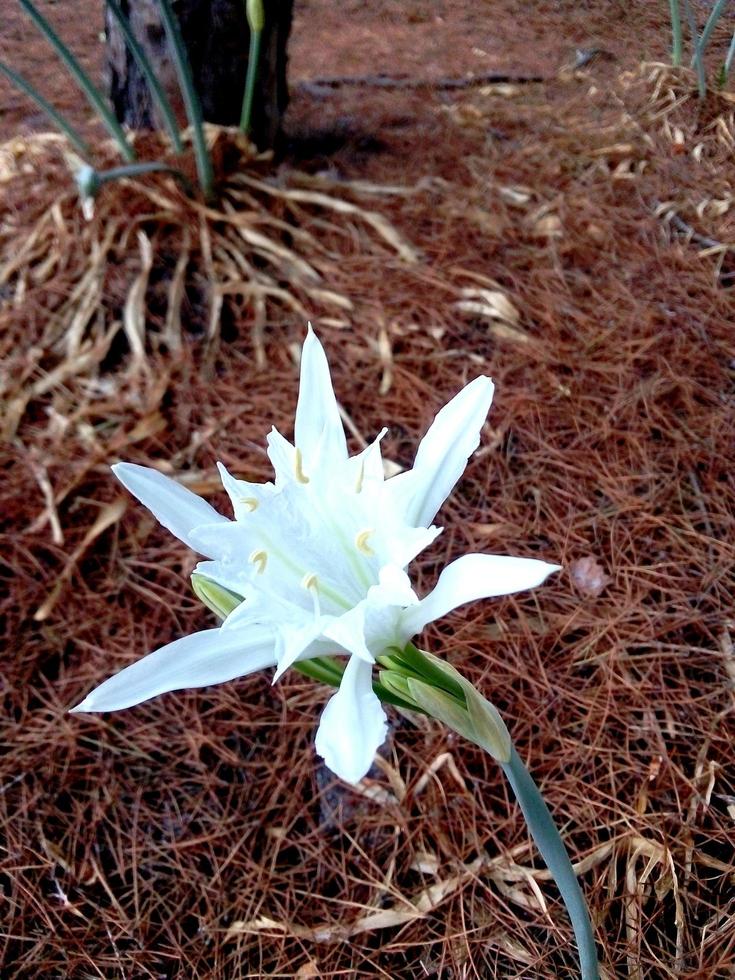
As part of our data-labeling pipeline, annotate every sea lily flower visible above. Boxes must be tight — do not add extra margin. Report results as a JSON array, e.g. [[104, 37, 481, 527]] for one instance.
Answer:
[[71, 327, 559, 783]]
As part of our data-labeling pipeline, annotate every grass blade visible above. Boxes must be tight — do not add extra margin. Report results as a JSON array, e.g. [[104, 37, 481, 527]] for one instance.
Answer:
[[0, 59, 91, 158], [722, 29, 735, 84], [106, 0, 184, 154], [669, 0, 683, 66], [683, 0, 707, 98], [501, 746, 600, 980], [697, 0, 730, 63], [156, 0, 214, 201], [17, 0, 135, 161]]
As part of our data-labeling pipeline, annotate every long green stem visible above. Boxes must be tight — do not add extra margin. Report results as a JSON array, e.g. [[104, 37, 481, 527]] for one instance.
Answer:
[[240, 27, 262, 135], [723, 29, 735, 84], [0, 59, 91, 158], [697, 0, 730, 65], [501, 746, 600, 980], [683, 0, 707, 98], [156, 0, 214, 201], [17, 0, 135, 161], [669, 0, 683, 66], [97, 161, 194, 195], [106, 0, 184, 154]]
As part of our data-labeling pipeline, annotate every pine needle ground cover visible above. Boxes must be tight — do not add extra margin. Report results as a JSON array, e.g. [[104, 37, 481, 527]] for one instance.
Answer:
[[1, 2, 734, 976]]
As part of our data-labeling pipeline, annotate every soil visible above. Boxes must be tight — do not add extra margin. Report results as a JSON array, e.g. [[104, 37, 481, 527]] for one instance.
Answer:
[[1, 2, 735, 979]]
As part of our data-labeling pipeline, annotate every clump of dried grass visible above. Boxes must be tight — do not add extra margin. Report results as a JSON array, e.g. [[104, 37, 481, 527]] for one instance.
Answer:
[[0, 129, 419, 439], [2, 63, 735, 978]]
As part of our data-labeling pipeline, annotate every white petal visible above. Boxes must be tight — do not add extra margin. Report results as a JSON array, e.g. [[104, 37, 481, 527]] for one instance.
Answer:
[[369, 565, 419, 607], [314, 655, 387, 784], [113, 462, 228, 552], [401, 553, 561, 636], [273, 618, 330, 680], [216, 461, 274, 521], [322, 603, 373, 662], [266, 427, 297, 486], [70, 626, 276, 713], [350, 427, 388, 488], [295, 325, 348, 464], [385, 376, 494, 527]]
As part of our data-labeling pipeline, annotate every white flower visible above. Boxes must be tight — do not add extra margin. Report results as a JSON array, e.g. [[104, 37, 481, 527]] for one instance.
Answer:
[[71, 327, 559, 784]]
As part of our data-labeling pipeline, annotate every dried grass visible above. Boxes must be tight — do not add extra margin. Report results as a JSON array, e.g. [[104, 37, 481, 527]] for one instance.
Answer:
[[2, 62, 735, 978]]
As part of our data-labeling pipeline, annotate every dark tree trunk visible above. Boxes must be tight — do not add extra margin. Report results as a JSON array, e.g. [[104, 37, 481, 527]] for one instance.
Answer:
[[105, 0, 294, 150]]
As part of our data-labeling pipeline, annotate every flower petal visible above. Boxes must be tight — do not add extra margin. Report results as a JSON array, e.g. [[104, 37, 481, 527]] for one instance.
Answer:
[[216, 461, 274, 521], [70, 626, 276, 712], [113, 462, 228, 552], [314, 655, 387, 784], [322, 603, 373, 662], [295, 325, 348, 464], [401, 553, 561, 637], [385, 376, 494, 527]]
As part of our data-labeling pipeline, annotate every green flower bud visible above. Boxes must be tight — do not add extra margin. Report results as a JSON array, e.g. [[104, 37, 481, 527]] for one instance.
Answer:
[[191, 573, 243, 620], [246, 0, 265, 32]]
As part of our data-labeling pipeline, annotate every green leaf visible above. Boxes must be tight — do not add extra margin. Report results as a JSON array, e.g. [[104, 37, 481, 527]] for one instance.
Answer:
[[17, 0, 135, 162]]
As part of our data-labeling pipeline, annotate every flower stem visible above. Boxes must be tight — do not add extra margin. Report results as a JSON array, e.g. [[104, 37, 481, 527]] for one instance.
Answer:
[[500, 745, 600, 979], [240, 0, 264, 135]]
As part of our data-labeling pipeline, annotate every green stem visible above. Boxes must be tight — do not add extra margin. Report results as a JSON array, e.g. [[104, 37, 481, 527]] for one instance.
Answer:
[[0, 59, 91, 158], [106, 0, 184, 154], [294, 656, 345, 687], [683, 0, 707, 98], [156, 0, 215, 201], [240, 26, 262, 135], [500, 746, 600, 980], [723, 29, 735, 84], [697, 0, 730, 65], [669, 0, 683, 66], [17, 0, 135, 161], [97, 161, 193, 195]]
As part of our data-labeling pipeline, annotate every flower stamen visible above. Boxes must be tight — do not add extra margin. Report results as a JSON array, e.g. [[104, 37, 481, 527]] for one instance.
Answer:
[[249, 549, 268, 574], [355, 460, 365, 494], [239, 497, 259, 512], [302, 572, 321, 617], [294, 448, 310, 485], [355, 529, 375, 556]]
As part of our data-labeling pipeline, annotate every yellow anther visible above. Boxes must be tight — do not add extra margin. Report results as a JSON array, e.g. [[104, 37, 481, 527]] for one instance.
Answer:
[[239, 497, 259, 512], [249, 549, 268, 574], [302, 572, 320, 616], [355, 460, 365, 494], [294, 448, 310, 485], [355, 529, 375, 556]]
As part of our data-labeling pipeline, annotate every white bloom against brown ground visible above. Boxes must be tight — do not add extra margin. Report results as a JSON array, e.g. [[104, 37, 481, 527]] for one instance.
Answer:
[[71, 327, 559, 783]]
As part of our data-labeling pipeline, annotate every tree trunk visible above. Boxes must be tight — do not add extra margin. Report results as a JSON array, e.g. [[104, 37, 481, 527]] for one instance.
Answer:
[[105, 0, 294, 150]]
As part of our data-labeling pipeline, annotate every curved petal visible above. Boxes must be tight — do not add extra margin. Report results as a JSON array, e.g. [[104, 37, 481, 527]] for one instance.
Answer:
[[266, 427, 297, 486], [112, 462, 228, 552], [385, 376, 494, 527], [216, 461, 274, 521], [314, 655, 388, 784], [349, 427, 388, 489], [322, 603, 373, 662], [295, 325, 348, 464], [401, 553, 561, 637], [70, 626, 275, 713]]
